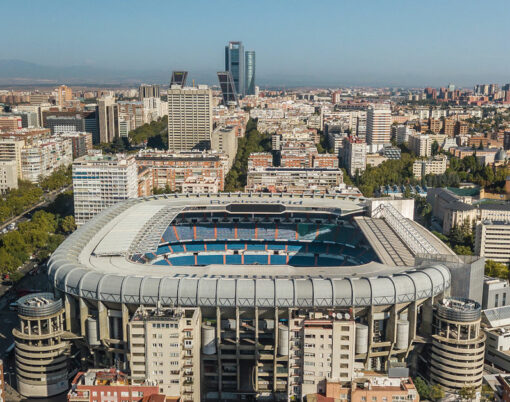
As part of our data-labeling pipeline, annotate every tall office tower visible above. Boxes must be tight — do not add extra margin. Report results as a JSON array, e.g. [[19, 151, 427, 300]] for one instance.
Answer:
[[245, 51, 256, 96], [170, 71, 188, 88], [225, 41, 245, 96], [217, 71, 239, 106], [98, 95, 119, 143], [138, 84, 161, 100], [366, 104, 391, 149], [128, 306, 201, 401], [56, 85, 72, 107], [447, 83, 455, 92], [72, 152, 138, 225], [167, 85, 212, 151], [13, 293, 71, 398]]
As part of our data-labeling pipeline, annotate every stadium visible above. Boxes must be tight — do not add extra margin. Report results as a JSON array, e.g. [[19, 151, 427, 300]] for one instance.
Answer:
[[48, 193, 456, 400]]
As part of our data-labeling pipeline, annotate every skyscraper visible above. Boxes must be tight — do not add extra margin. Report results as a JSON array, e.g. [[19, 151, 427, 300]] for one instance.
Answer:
[[366, 104, 391, 149], [217, 71, 239, 106], [170, 71, 188, 88], [98, 95, 119, 143], [138, 84, 160, 100], [167, 85, 212, 151], [245, 50, 256, 96], [225, 41, 245, 96]]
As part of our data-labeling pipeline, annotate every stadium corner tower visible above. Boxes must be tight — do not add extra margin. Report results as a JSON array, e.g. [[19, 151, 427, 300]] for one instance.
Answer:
[[48, 193, 455, 400]]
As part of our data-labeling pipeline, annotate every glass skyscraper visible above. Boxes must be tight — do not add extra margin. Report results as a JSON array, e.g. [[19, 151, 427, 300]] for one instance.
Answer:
[[245, 51, 256, 96], [225, 41, 245, 96]]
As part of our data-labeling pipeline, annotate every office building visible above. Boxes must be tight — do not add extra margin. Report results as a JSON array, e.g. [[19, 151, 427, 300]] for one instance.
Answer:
[[412, 155, 447, 178], [245, 50, 256, 96], [482, 305, 510, 373], [475, 220, 510, 263], [56, 85, 72, 107], [217, 71, 239, 106], [0, 160, 18, 192], [20, 136, 73, 183], [118, 101, 145, 134], [13, 293, 71, 398], [167, 85, 212, 151], [408, 133, 432, 157], [138, 84, 160, 100], [72, 152, 138, 225], [46, 115, 85, 134], [483, 277, 510, 310], [98, 95, 119, 143], [61, 131, 93, 159], [128, 306, 201, 400], [170, 71, 188, 88], [68, 369, 161, 402], [136, 150, 228, 192], [429, 298, 485, 393], [225, 41, 245, 95], [366, 104, 391, 150], [211, 125, 237, 169], [29, 93, 49, 105], [0, 116, 22, 131]]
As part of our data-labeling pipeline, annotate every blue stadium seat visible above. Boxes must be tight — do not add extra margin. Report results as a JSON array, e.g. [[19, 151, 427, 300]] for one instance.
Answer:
[[187, 243, 205, 252], [246, 242, 265, 251], [170, 255, 195, 266], [237, 224, 255, 240], [196, 225, 215, 240], [270, 255, 287, 265], [206, 242, 226, 251], [216, 225, 234, 240], [197, 255, 224, 265], [227, 243, 245, 250], [177, 226, 194, 241], [288, 255, 315, 266], [226, 254, 242, 264], [170, 244, 184, 253], [156, 245, 171, 255], [244, 254, 267, 264], [162, 226, 178, 243], [287, 244, 302, 252], [267, 243, 285, 250], [277, 224, 296, 240], [154, 259, 171, 266], [258, 224, 276, 240], [297, 223, 317, 240]]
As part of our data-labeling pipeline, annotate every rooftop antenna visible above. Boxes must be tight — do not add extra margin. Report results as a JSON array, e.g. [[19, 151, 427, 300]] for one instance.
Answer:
[[192, 79, 195, 88]]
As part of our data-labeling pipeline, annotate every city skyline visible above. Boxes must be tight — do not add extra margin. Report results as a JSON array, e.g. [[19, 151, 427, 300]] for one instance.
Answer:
[[2, 0, 510, 87]]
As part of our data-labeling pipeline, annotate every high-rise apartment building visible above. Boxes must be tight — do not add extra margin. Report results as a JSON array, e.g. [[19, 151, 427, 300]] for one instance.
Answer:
[[0, 160, 17, 192], [366, 104, 391, 149], [72, 152, 138, 225], [167, 85, 212, 151], [128, 306, 201, 401], [56, 85, 72, 107], [245, 51, 256, 96], [138, 84, 160, 100], [211, 125, 237, 169], [0, 137, 24, 179], [344, 138, 367, 176], [225, 41, 245, 96], [408, 133, 432, 157], [0, 116, 22, 131], [98, 95, 119, 143]]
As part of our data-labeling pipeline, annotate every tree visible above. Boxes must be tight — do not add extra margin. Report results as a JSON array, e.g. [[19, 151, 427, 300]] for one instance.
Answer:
[[458, 386, 476, 401], [431, 140, 440, 156], [485, 259, 509, 279], [453, 244, 473, 256], [60, 215, 76, 234], [429, 384, 445, 401], [481, 384, 494, 401], [413, 377, 432, 400]]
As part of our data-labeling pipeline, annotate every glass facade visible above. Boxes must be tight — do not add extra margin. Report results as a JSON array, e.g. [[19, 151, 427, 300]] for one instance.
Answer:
[[225, 41, 245, 96], [245, 51, 256, 96]]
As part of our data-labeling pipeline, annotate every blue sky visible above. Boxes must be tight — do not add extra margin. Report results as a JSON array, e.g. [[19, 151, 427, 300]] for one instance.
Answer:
[[3, 0, 510, 86]]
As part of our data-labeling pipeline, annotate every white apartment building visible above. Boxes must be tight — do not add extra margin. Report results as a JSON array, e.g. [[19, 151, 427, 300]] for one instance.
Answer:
[[344, 139, 367, 176], [20, 136, 73, 183], [408, 133, 432, 157], [0, 137, 24, 179], [211, 126, 238, 169], [412, 155, 447, 179], [246, 167, 343, 194], [483, 306, 510, 372], [72, 152, 138, 225], [0, 160, 17, 192], [182, 176, 220, 194], [366, 104, 391, 150], [288, 312, 355, 399], [128, 307, 201, 401], [475, 221, 510, 264], [168, 85, 212, 151], [392, 125, 416, 145]]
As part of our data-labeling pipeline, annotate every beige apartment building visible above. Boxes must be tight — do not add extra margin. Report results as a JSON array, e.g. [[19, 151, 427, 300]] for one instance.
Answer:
[[408, 133, 432, 157], [211, 125, 238, 169], [168, 85, 212, 151], [0, 137, 24, 179], [475, 220, 510, 263], [128, 306, 201, 401], [0, 160, 18, 192], [366, 104, 391, 148], [412, 155, 447, 178]]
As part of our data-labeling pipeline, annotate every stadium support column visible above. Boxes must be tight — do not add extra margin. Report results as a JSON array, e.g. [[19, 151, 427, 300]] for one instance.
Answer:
[[216, 307, 222, 396], [385, 304, 398, 369], [273, 306, 279, 393], [79, 298, 89, 336], [65, 293, 76, 332], [420, 298, 434, 337], [236, 307, 240, 390], [366, 305, 374, 368], [98, 301, 110, 340], [408, 302, 417, 346], [254, 306, 259, 392]]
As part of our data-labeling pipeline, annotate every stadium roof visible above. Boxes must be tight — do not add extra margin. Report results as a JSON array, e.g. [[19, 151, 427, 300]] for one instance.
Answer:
[[48, 193, 451, 308]]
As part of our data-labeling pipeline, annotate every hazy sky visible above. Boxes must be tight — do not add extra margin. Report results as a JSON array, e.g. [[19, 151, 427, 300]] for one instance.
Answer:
[[3, 0, 510, 86]]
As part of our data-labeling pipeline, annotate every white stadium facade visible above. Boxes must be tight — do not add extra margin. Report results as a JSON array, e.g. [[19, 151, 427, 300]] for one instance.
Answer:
[[44, 193, 483, 400]]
